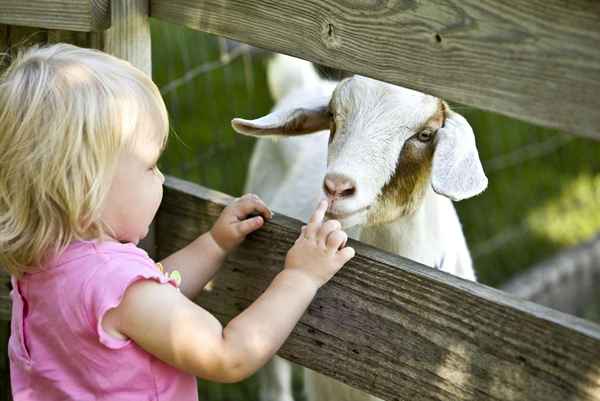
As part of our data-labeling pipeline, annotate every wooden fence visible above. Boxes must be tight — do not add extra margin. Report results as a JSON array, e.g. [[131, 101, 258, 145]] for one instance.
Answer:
[[1, 1, 600, 400]]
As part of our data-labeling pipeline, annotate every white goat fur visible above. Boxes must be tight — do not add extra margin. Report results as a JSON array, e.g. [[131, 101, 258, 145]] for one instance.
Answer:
[[234, 54, 487, 401]]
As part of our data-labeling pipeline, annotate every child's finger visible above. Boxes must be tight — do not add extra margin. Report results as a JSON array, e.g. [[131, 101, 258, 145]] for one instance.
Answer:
[[326, 230, 347, 252], [235, 194, 273, 219], [317, 220, 342, 247], [336, 246, 355, 263], [235, 215, 264, 237], [309, 199, 328, 224], [305, 200, 328, 240]]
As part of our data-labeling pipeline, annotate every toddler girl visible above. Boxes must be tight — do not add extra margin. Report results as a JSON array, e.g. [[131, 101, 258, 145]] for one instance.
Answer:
[[0, 43, 355, 400]]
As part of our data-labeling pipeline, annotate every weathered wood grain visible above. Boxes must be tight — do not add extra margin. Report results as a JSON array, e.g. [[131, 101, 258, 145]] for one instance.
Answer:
[[103, 0, 151, 76], [0, 0, 110, 31], [156, 176, 600, 401], [152, 0, 600, 140]]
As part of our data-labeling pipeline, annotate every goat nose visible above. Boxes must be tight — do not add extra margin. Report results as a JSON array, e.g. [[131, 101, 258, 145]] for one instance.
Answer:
[[324, 174, 357, 199]]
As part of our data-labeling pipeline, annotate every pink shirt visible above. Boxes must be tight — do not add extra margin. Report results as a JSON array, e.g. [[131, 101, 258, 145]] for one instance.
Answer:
[[9, 240, 199, 401]]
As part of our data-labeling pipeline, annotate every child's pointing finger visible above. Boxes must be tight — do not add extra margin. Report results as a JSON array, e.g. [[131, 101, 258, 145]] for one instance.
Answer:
[[309, 200, 328, 224], [304, 200, 329, 241]]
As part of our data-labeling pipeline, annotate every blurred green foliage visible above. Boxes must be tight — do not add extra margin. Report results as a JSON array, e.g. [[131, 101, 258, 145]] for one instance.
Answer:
[[150, 19, 600, 401]]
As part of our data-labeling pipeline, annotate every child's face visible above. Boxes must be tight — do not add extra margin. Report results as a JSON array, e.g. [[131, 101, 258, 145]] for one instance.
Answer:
[[100, 139, 165, 244]]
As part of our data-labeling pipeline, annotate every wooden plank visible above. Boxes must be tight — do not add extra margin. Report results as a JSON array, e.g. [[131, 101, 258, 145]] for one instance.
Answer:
[[0, 0, 110, 32], [103, 0, 151, 76], [155, 176, 600, 401], [152, 0, 600, 140]]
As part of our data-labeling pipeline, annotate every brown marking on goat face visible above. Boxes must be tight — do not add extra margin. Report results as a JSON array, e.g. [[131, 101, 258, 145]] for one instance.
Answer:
[[366, 99, 447, 226]]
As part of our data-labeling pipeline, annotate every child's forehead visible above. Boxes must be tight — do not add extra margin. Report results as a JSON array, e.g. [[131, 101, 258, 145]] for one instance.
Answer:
[[121, 104, 168, 157]]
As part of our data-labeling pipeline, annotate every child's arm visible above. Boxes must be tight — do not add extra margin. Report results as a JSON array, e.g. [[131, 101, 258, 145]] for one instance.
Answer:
[[158, 194, 273, 299], [104, 200, 354, 383]]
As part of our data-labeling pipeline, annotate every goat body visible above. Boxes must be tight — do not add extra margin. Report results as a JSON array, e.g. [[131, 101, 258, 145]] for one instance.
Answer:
[[234, 55, 486, 401]]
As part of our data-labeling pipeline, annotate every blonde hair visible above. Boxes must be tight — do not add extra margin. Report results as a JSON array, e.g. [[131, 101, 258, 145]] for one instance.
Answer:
[[0, 43, 169, 276]]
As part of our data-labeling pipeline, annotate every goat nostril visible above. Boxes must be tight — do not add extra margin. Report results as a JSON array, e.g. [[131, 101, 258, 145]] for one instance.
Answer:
[[324, 178, 336, 196], [341, 187, 356, 197], [324, 174, 357, 198]]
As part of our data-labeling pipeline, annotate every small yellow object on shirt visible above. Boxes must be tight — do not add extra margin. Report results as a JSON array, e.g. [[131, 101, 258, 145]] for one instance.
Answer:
[[155, 262, 182, 288]]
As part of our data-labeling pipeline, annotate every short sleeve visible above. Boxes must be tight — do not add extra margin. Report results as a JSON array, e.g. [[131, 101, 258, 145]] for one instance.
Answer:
[[83, 254, 179, 349]]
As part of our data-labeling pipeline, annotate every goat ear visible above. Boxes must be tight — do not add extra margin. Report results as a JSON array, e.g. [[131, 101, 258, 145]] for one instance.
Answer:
[[431, 111, 488, 201], [231, 89, 331, 137]]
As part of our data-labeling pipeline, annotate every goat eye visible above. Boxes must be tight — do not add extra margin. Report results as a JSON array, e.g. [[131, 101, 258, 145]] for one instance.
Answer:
[[417, 129, 434, 142], [329, 119, 337, 144]]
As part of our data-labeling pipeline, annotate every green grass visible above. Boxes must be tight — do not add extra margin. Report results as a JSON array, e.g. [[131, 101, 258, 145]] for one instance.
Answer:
[[150, 19, 600, 400], [527, 173, 600, 246]]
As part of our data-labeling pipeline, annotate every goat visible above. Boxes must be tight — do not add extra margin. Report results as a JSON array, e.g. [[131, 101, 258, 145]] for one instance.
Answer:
[[232, 54, 488, 401]]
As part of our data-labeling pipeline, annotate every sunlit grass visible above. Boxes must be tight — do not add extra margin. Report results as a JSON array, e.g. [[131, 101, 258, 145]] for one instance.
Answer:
[[528, 173, 600, 246]]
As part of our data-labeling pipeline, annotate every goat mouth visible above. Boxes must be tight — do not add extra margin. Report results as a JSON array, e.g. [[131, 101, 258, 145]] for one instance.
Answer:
[[326, 205, 370, 220]]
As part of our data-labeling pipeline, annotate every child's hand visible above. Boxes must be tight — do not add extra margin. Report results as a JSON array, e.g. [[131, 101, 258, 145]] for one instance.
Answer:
[[210, 193, 273, 253], [285, 200, 355, 288]]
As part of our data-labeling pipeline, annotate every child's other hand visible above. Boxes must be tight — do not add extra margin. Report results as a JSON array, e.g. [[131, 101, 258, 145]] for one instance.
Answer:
[[285, 200, 355, 289], [210, 194, 273, 253]]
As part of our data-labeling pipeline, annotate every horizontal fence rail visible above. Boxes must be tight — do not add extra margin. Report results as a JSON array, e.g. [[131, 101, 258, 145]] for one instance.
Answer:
[[151, 0, 600, 140], [156, 176, 600, 401], [0, 0, 110, 31]]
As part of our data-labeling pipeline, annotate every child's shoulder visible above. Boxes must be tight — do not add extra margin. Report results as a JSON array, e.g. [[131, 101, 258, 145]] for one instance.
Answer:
[[86, 240, 159, 279], [31, 240, 157, 283]]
